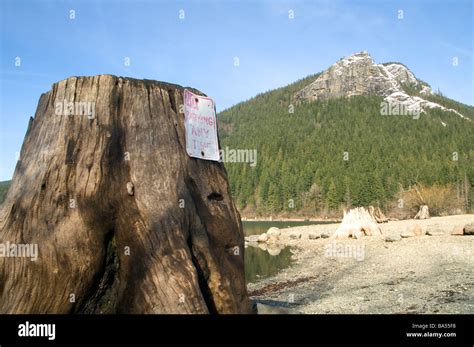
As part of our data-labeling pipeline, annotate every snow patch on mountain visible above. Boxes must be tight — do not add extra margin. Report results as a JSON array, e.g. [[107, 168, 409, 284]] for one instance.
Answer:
[[420, 85, 433, 95], [383, 63, 419, 86]]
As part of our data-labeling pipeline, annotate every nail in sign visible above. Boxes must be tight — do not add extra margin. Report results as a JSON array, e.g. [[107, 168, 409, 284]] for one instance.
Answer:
[[183, 89, 219, 161]]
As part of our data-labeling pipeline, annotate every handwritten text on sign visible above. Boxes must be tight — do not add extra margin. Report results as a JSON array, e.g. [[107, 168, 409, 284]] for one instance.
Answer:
[[183, 89, 219, 161]]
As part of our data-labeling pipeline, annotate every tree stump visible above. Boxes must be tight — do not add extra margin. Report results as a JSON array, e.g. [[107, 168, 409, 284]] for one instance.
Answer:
[[0, 75, 253, 314], [414, 205, 430, 220], [333, 207, 382, 239]]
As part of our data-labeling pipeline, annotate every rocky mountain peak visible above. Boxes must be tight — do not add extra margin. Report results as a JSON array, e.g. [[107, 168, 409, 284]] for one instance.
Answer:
[[337, 50, 373, 65], [294, 51, 469, 120], [294, 51, 417, 102]]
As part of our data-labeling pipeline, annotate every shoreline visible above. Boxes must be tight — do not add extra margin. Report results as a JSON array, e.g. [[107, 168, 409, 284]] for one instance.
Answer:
[[247, 214, 474, 314], [241, 217, 341, 223], [240, 212, 471, 224]]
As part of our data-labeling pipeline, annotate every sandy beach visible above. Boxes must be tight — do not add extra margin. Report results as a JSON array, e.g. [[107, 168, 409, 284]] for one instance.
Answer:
[[248, 214, 474, 314]]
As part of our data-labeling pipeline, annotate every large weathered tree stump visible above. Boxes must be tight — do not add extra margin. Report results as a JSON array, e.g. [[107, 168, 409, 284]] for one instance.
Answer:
[[0, 75, 252, 314]]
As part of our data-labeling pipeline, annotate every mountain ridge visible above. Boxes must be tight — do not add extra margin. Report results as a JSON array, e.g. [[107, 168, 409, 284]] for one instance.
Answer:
[[293, 51, 469, 121], [218, 52, 474, 217]]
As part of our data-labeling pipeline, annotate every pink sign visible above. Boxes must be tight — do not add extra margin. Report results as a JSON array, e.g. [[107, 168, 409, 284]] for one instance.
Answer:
[[183, 89, 220, 161]]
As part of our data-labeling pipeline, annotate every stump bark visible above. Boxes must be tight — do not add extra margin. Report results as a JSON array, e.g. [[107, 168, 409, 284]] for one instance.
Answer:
[[0, 75, 252, 314]]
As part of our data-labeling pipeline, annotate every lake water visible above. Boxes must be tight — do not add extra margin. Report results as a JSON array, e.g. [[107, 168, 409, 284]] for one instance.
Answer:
[[242, 221, 330, 283], [244, 245, 293, 283]]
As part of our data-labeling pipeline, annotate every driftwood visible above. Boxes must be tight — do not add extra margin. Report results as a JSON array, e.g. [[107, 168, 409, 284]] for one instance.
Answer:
[[0, 75, 252, 314], [367, 205, 388, 223], [333, 207, 383, 239], [414, 205, 430, 220]]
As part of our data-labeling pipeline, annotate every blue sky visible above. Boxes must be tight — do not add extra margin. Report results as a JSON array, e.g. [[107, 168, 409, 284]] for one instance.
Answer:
[[0, 0, 473, 181]]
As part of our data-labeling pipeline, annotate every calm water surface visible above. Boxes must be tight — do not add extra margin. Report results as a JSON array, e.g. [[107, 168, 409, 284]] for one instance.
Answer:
[[242, 221, 330, 283]]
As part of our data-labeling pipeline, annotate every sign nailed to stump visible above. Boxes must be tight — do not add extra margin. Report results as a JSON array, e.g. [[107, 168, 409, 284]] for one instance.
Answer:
[[183, 89, 220, 161]]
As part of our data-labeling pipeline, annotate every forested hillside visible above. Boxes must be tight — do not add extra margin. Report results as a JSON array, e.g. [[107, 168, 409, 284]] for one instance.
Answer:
[[0, 181, 9, 205], [218, 75, 474, 217]]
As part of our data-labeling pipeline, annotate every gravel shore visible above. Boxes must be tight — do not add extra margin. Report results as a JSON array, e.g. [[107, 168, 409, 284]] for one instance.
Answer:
[[248, 214, 474, 314]]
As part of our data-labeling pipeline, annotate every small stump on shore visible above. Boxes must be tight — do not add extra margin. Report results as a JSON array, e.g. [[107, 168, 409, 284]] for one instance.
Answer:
[[333, 207, 383, 239], [414, 205, 430, 220]]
